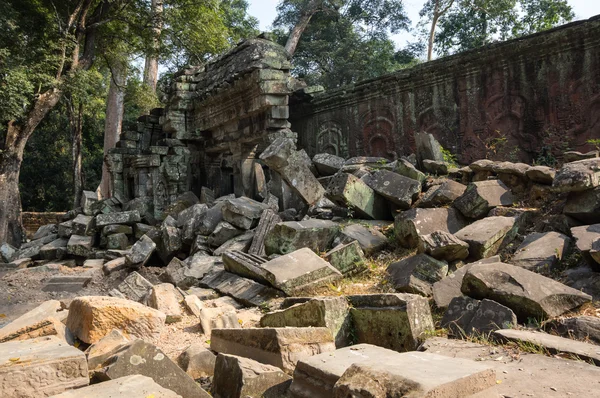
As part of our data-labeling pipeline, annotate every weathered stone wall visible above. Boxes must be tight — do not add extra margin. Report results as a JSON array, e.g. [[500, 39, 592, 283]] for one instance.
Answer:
[[290, 16, 600, 164], [22, 212, 66, 238]]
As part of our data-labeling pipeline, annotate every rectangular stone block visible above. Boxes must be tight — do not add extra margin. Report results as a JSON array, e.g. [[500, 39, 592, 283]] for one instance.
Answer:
[[0, 336, 89, 397], [327, 173, 391, 220], [200, 270, 281, 307], [264, 219, 340, 256], [50, 375, 181, 398], [0, 300, 65, 343]]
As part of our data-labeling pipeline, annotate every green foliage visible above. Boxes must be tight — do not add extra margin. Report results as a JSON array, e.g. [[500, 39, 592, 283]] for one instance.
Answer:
[[274, 0, 419, 89], [587, 138, 600, 151], [441, 147, 458, 166]]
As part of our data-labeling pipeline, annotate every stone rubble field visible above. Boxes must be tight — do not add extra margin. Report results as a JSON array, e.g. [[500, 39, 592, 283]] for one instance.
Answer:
[[2, 135, 600, 397]]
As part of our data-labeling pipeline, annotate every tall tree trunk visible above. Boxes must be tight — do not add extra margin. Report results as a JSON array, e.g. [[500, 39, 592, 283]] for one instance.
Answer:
[[427, 0, 455, 61], [69, 101, 85, 209], [285, 0, 324, 56], [0, 89, 62, 246], [143, 0, 163, 92], [99, 60, 127, 199]]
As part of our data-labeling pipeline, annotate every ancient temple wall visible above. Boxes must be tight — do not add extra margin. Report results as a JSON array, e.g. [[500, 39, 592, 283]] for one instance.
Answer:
[[291, 16, 600, 164]]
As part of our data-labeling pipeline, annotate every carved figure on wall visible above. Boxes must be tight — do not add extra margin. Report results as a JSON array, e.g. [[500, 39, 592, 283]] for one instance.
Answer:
[[417, 105, 459, 153], [317, 120, 347, 157], [361, 109, 397, 160]]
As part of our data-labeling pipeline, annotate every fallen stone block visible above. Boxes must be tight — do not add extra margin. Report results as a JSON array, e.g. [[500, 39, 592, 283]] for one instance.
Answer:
[[106, 232, 130, 250], [197, 304, 240, 338], [395, 208, 467, 249], [264, 219, 339, 256], [418, 230, 469, 261], [213, 230, 255, 256], [249, 209, 282, 257], [365, 170, 421, 210], [0, 336, 88, 397], [564, 187, 600, 224], [49, 375, 181, 398], [148, 283, 184, 323], [67, 234, 94, 257], [454, 180, 515, 219], [289, 344, 399, 398], [96, 210, 141, 227], [545, 316, 600, 345], [462, 262, 592, 321], [66, 296, 166, 344], [72, 214, 96, 236], [223, 250, 270, 285], [162, 257, 197, 289], [571, 223, 600, 271], [94, 339, 210, 398], [493, 329, 600, 366], [196, 202, 225, 235], [442, 296, 517, 337], [553, 158, 600, 192], [58, 220, 74, 238], [327, 172, 391, 220], [261, 248, 343, 295], [422, 159, 449, 174], [125, 235, 156, 268], [177, 344, 216, 379], [0, 242, 17, 263], [387, 254, 448, 296], [210, 327, 335, 374], [208, 221, 244, 248], [395, 158, 426, 182], [419, 180, 467, 208], [85, 328, 131, 370], [212, 353, 292, 398], [332, 351, 496, 397], [103, 257, 127, 275], [324, 241, 367, 276], [526, 165, 555, 184], [102, 224, 133, 236], [40, 238, 69, 260], [313, 153, 345, 176], [200, 270, 281, 307], [454, 216, 518, 259], [511, 231, 571, 271], [0, 300, 66, 343], [415, 131, 444, 166], [348, 293, 434, 352], [42, 275, 92, 293], [222, 197, 270, 230], [334, 223, 387, 255], [260, 297, 351, 348], [117, 271, 153, 302]]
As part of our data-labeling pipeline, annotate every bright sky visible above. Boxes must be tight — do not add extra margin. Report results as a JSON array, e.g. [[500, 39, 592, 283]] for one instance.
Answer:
[[247, 0, 600, 48]]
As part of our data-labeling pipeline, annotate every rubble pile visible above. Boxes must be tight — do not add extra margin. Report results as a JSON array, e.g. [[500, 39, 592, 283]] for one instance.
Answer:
[[2, 134, 600, 397]]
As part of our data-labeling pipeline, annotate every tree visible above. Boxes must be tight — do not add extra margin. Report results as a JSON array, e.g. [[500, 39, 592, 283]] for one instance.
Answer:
[[144, 0, 163, 92], [420, 0, 456, 61], [422, 0, 574, 57]]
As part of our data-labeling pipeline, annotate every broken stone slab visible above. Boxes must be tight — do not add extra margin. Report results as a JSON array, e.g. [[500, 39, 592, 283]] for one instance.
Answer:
[[33, 223, 58, 240], [67, 235, 94, 257], [289, 344, 400, 398], [333, 222, 387, 255], [313, 153, 345, 176], [0, 336, 89, 397], [0, 242, 17, 263], [40, 238, 69, 260], [222, 197, 270, 230], [260, 297, 351, 348], [327, 172, 391, 220], [264, 219, 339, 255], [200, 270, 281, 307], [545, 316, 600, 345], [418, 230, 470, 261], [178, 344, 216, 379], [208, 221, 244, 248], [102, 224, 133, 236], [222, 250, 270, 285], [260, 137, 326, 206], [94, 339, 210, 398], [261, 248, 343, 295], [66, 296, 166, 344], [461, 262, 592, 321], [195, 302, 240, 338], [162, 257, 197, 289], [42, 275, 92, 293], [162, 191, 201, 220], [80, 190, 99, 216], [96, 210, 141, 227], [395, 208, 467, 249], [72, 214, 97, 236], [526, 165, 556, 184], [185, 253, 220, 280], [210, 327, 336, 374], [395, 158, 427, 182], [510, 231, 571, 271], [0, 300, 66, 343], [442, 296, 517, 337], [196, 203, 225, 235], [493, 329, 600, 366], [161, 222, 182, 255], [117, 271, 154, 302], [422, 159, 449, 175], [188, 286, 220, 301], [564, 187, 600, 224], [178, 204, 209, 243], [213, 230, 255, 256], [419, 180, 467, 208], [454, 216, 518, 259], [454, 180, 515, 219], [106, 232, 129, 250], [571, 224, 600, 271], [431, 257, 502, 308], [553, 159, 600, 192], [85, 328, 131, 370], [332, 351, 496, 397], [125, 235, 156, 268], [249, 209, 282, 257], [148, 283, 184, 324], [324, 241, 367, 276], [365, 170, 421, 209], [415, 131, 445, 166], [347, 293, 434, 352], [387, 254, 449, 296], [58, 220, 74, 238], [49, 375, 182, 398], [212, 353, 292, 398]]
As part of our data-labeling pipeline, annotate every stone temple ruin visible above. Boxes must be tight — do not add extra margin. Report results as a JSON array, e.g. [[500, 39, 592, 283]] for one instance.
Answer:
[[2, 15, 600, 398]]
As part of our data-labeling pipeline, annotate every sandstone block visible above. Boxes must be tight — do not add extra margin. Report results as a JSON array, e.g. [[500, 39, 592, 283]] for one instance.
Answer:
[[264, 219, 339, 255], [327, 172, 391, 220], [395, 208, 467, 249], [454, 180, 515, 219], [49, 375, 181, 398], [365, 170, 421, 210], [454, 216, 518, 259]]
